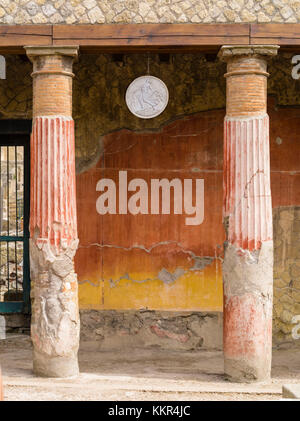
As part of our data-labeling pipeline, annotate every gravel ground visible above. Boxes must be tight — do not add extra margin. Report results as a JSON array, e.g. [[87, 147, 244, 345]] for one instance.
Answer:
[[1, 335, 299, 401], [3, 386, 280, 401]]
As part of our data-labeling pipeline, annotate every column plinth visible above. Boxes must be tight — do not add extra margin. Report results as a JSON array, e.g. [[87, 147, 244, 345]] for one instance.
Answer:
[[26, 46, 79, 378], [219, 45, 279, 382]]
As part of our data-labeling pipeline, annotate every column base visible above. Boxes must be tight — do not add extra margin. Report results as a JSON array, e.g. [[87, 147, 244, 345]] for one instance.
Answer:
[[224, 357, 271, 383], [223, 241, 273, 383], [33, 351, 79, 378]]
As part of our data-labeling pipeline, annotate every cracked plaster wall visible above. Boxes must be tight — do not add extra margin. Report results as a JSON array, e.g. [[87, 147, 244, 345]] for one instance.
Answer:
[[1, 53, 300, 346]]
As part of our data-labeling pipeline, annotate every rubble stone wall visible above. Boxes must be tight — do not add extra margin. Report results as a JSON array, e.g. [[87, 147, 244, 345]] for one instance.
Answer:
[[1, 0, 300, 24], [80, 310, 223, 351], [273, 207, 300, 345]]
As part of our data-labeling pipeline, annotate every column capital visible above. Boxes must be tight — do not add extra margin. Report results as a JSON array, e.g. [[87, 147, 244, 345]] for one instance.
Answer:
[[26, 46, 78, 117], [218, 45, 279, 62], [220, 45, 278, 117], [25, 45, 79, 62]]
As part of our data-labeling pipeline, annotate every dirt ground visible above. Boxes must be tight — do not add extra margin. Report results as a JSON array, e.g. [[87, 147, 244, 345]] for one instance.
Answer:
[[1, 335, 300, 401]]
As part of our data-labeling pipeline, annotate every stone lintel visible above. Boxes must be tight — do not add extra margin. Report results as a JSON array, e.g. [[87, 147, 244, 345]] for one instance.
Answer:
[[218, 45, 279, 61]]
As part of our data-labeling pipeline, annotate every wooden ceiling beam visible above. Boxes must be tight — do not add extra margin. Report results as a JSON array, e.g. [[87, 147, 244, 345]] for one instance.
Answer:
[[0, 23, 298, 54]]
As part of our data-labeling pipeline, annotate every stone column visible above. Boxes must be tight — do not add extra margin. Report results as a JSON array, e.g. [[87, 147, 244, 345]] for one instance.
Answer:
[[218, 45, 279, 382], [25, 46, 79, 377]]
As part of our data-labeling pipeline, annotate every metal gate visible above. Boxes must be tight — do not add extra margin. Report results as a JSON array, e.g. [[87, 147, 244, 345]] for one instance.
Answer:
[[0, 121, 31, 314]]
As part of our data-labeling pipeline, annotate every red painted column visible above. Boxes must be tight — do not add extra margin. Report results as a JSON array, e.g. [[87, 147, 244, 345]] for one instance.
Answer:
[[219, 45, 279, 382], [25, 46, 79, 377]]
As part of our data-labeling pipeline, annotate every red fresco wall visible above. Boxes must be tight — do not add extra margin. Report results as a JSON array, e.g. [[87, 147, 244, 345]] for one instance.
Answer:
[[75, 101, 300, 311]]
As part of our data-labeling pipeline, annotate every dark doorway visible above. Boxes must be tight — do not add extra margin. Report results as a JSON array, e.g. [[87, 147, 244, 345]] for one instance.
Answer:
[[0, 120, 31, 314]]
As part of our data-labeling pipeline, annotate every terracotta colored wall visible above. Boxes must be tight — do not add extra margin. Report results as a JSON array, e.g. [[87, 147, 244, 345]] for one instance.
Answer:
[[75, 101, 300, 313], [270, 106, 300, 206], [76, 110, 224, 311]]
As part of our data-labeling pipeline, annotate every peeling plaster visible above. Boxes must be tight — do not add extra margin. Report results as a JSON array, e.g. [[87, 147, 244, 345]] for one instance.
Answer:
[[107, 267, 187, 288], [157, 268, 185, 285], [109, 273, 156, 287], [191, 256, 214, 270], [76, 136, 104, 175], [223, 241, 273, 307], [78, 241, 218, 288], [30, 239, 80, 376], [78, 241, 219, 266], [78, 280, 100, 287]]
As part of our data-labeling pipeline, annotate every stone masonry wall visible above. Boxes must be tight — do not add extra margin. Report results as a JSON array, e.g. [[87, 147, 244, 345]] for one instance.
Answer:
[[80, 310, 223, 351], [1, 0, 300, 24], [273, 207, 300, 345], [0, 56, 32, 118]]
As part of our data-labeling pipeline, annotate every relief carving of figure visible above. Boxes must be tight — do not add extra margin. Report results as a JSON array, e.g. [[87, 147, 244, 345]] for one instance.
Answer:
[[126, 76, 168, 119]]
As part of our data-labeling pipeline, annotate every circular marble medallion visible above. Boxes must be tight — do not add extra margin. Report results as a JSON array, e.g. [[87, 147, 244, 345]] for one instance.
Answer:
[[125, 75, 169, 119]]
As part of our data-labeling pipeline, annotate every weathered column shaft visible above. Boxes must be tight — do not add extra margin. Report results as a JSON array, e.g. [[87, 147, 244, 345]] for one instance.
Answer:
[[26, 46, 80, 377], [219, 45, 279, 382]]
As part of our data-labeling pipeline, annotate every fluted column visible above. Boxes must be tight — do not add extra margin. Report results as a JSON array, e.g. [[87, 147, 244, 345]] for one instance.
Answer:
[[25, 46, 79, 377], [218, 45, 279, 382]]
